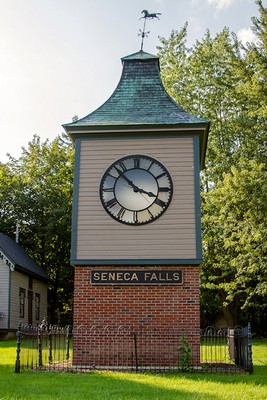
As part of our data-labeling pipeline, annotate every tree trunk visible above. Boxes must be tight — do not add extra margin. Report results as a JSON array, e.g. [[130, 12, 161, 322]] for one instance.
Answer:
[[220, 291, 239, 328]]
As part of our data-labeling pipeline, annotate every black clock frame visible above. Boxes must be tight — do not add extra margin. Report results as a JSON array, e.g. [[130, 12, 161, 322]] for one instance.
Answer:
[[99, 154, 173, 225]]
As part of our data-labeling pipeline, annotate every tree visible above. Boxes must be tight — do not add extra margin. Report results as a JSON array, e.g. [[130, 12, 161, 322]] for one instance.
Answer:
[[157, 1, 267, 327], [237, 0, 267, 165], [202, 161, 267, 327], [158, 25, 259, 184], [0, 134, 74, 324]]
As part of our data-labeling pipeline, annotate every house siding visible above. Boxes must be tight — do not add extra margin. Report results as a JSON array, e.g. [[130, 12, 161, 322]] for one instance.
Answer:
[[9, 270, 47, 330], [74, 136, 198, 262], [0, 260, 10, 330]]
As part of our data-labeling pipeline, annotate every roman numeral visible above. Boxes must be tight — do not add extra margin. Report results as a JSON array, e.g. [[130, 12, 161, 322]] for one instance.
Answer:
[[154, 198, 166, 208], [103, 188, 114, 192], [156, 172, 167, 180], [114, 166, 123, 175], [106, 198, 117, 208], [117, 207, 126, 220], [107, 172, 117, 179], [114, 162, 127, 176], [158, 187, 170, 192], [147, 161, 154, 171], [134, 157, 140, 168], [147, 208, 154, 219], [133, 211, 138, 223], [119, 162, 127, 172]]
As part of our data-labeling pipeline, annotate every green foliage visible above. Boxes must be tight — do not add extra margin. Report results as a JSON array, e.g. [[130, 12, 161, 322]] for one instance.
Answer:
[[202, 161, 267, 326], [158, 1, 267, 328], [0, 133, 74, 324], [178, 336, 193, 372]]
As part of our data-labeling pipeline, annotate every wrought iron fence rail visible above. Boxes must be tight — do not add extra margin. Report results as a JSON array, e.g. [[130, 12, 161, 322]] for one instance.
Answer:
[[15, 322, 253, 374]]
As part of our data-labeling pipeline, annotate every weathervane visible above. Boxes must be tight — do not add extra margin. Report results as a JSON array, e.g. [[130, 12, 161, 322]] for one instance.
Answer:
[[139, 10, 161, 51]]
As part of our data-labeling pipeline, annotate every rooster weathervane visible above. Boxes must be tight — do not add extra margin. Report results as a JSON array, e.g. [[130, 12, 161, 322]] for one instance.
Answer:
[[139, 10, 161, 51]]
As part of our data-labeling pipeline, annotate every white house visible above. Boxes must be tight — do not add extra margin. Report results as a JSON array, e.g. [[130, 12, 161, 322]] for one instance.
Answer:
[[0, 232, 49, 339]]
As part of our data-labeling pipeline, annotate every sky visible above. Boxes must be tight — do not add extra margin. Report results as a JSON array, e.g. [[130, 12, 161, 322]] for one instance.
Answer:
[[0, 0, 263, 162]]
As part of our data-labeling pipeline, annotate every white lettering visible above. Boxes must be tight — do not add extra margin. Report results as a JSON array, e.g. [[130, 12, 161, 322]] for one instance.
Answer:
[[117, 273, 123, 281], [131, 273, 139, 281], [101, 272, 107, 281], [124, 273, 131, 281], [150, 273, 158, 281], [109, 273, 116, 281], [173, 272, 180, 281], [93, 272, 100, 281]]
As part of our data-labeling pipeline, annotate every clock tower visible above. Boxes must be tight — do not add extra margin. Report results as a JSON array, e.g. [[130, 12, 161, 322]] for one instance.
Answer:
[[63, 50, 209, 368]]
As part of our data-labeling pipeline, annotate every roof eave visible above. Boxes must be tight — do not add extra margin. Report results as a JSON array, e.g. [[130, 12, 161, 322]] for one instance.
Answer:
[[63, 121, 210, 170], [15, 264, 50, 282]]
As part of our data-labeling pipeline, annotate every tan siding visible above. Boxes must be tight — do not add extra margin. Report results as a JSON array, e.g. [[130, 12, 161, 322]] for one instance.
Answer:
[[76, 137, 197, 260], [9, 271, 28, 330], [0, 260, 10, 329], [9, 271, 48, 330], [33, 280, 48, 323]]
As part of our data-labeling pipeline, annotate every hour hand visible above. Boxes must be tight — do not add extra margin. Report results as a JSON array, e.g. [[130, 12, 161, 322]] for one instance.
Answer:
[[138, 188, 156, 197]]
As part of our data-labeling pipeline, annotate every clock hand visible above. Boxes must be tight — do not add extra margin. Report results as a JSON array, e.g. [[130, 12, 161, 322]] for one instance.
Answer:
[[138, 188, 156, 197], [120, 174, 139, 192], [120, 173, 156, 197]]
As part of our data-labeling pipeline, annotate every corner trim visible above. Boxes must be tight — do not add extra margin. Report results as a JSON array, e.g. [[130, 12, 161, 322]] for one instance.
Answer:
[[70, 139, 81, 261], [193, 136, 202, 261]]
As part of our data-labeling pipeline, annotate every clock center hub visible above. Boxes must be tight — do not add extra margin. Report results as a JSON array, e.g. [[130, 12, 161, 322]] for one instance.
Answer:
[[115, 169, 157, 211]]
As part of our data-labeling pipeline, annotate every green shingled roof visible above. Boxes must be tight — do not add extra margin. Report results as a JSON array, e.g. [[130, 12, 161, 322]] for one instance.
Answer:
[[63, 50, 208, 129], [0, 232, 49, 281]]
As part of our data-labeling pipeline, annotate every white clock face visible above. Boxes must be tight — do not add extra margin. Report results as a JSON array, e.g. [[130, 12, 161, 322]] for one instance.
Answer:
[[99, 155, 173, 225]]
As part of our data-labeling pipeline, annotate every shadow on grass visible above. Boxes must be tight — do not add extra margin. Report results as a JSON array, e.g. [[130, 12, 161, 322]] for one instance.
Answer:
[[0, 364, 267, 400], [0, 339, 266, 400], [0, 367, 221, 400]]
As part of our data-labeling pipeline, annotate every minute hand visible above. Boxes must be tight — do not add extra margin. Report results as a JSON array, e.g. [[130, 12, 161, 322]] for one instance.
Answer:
[[120, 174, 139, 192]]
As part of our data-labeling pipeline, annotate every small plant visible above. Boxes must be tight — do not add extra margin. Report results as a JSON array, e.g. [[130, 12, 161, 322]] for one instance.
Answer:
[[178, 335, 193, 372]]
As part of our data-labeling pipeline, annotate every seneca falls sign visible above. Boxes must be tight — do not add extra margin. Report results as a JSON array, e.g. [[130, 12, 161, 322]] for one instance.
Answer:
[[91, 270, 183, 285]]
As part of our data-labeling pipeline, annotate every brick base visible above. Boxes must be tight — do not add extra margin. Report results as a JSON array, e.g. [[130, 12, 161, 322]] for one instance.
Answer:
[[73, 265, 200, 367]]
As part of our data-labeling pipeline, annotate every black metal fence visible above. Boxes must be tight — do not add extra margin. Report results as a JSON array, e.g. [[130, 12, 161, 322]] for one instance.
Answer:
[[15, 321, 72, 373], [15, 322, 253, 374]]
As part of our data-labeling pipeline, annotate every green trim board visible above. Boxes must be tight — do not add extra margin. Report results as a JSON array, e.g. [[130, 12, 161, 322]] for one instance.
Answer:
[[71, 259, 202, 266], [193, 136, 202, 261], [70, 134, 203, 265], [68, 130, 208, 169], [70, 139, 81, 262], [65, 126, 209, 171]]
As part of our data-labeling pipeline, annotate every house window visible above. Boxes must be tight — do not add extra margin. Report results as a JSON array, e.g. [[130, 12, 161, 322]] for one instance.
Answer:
[[29, 277, 33, 290], [19, 288, 26, 318], [35, 293, 40, 321]]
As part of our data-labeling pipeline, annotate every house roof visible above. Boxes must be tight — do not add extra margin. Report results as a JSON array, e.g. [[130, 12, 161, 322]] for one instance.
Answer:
[[0, 233, 49, 281]]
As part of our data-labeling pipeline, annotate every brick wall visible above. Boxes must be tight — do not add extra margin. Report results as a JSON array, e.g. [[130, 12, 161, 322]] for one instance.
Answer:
[[73, 265, 200, 368], [73, 266, 200, 329]]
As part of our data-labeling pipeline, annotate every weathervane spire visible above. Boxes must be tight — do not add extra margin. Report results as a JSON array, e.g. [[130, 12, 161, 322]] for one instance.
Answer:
[[138, 10, 161, 51]]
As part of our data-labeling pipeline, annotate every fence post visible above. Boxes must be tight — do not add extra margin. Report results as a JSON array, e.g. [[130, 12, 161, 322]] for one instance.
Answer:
[[15, 321, 21, 373], [48, 325, 53, 365], [133, 332, 138, 372], [38, 325, 43, 367], [66, 325, 71, 360], [247, 322, 253, 374]]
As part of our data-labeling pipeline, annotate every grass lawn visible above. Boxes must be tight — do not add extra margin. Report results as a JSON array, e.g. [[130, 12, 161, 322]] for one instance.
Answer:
[[0, 339, 266, 400]]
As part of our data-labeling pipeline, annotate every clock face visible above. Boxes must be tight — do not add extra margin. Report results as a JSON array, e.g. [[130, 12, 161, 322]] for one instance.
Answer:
[[99, 155, 173, 225]]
